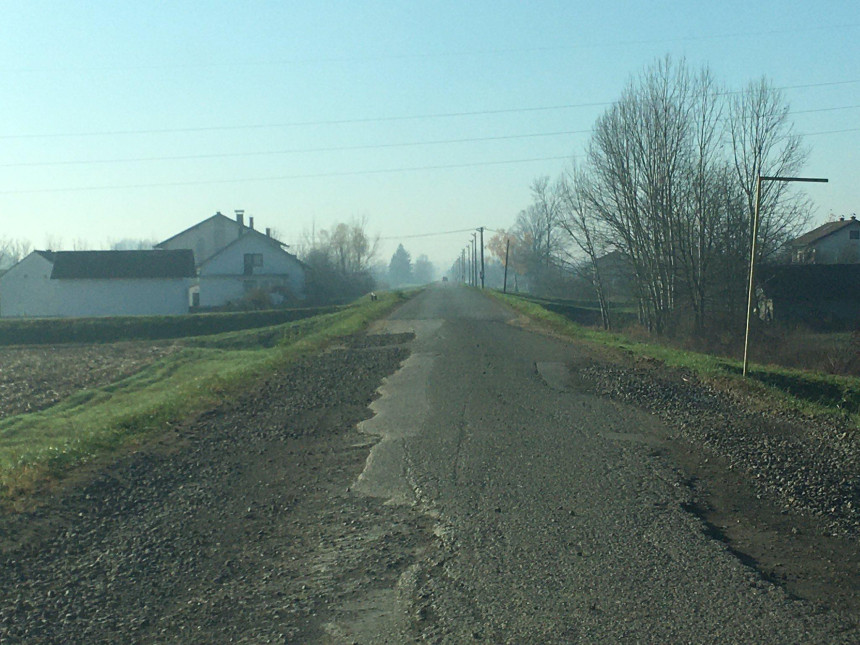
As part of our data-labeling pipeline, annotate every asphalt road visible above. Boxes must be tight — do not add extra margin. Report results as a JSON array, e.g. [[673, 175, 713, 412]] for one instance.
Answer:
[[352, 285, 858, 643]]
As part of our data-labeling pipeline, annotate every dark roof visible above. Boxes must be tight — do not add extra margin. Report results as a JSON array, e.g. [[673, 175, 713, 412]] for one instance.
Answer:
[[790, 219, 859, 247], [49, 250, 196, 280]]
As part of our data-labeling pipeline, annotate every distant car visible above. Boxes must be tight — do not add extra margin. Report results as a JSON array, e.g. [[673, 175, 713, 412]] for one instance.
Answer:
[[442, 276, 449, 282]]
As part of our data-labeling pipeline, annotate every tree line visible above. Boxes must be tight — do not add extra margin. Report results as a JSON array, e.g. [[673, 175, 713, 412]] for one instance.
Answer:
[[489, 56, 810, 336]]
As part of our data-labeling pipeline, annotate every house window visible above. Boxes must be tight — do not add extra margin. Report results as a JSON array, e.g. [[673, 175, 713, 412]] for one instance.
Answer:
[[243, 253, 263, 275], [850, 230, 859, 240]]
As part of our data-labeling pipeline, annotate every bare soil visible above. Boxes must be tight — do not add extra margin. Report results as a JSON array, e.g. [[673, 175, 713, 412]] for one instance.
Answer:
[[0, 342, 181, 419]]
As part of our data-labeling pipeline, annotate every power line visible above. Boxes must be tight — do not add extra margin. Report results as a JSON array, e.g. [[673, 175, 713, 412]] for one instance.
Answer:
[[5, 23, 857, 74], [379, 228, 476, 240], [0, 155, 573, 195], [0, 103, 611, 140], [0, 129, 590, 168], [2, 80, 857, 140]]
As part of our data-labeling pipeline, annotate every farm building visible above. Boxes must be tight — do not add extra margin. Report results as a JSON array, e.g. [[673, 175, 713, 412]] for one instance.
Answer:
[[156, 211, 307, 308], [0, 250, 196, 318], [788, 216, 860, 264]]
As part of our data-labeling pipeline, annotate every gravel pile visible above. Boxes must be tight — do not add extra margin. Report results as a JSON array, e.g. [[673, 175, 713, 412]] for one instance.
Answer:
[[580, 363, 860, 537]]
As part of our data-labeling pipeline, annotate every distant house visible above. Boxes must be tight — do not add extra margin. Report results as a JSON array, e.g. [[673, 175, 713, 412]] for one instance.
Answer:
[[156, 211, 307, 308], [0, 250, 195, 318], [788, 216, 860, 264]]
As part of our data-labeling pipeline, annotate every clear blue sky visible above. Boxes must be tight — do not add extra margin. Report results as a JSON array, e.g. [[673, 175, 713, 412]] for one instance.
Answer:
[[1, 1, 857, 268]]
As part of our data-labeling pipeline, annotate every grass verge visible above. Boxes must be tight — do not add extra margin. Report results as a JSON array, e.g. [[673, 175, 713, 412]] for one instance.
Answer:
[[0, 292, 410, 503], [490, 290, 860, 428]]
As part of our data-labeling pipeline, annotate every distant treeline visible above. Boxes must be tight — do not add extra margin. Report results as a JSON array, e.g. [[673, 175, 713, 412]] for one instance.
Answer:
[[0, 306, 342, 346]]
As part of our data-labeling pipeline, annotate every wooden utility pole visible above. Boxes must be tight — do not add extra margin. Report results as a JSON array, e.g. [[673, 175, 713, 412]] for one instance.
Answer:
[[471, 233, 477, 286], [479, 227, 485, 289], [503, 238, 510, 293]]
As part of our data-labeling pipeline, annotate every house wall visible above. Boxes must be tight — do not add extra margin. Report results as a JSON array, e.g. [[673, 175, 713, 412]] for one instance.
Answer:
[[160, 216, 240, 264], [808, 222, 860, 263], [0, 253, 191, 318], [198, 235, 306, 307], [0, 253, 55, 318], [48, 279, 192, 318]]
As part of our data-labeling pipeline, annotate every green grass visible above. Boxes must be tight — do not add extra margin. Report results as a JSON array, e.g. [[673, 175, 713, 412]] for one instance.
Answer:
[[0, 292, 409, 501], [491, 290, 860, 427], [0, 305, 342, 346]]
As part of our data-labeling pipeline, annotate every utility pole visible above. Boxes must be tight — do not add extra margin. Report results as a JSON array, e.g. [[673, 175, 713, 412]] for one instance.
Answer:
[[471, 233, 477, 286], [466, 246, 471, 285], [503, 237, 510, 293], [478, 226, 485, 289], [742, 174, 828, 377]]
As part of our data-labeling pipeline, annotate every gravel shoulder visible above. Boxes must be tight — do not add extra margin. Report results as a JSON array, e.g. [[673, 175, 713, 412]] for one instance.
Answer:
[[575, 354, 860, 615], [0, 333, 427, 643]]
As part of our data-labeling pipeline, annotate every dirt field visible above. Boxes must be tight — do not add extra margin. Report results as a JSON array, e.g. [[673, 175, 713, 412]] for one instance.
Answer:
[[0, 342, 181, 419]]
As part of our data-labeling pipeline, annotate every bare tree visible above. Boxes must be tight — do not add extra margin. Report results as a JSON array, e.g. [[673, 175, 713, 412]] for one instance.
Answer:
[[729, 77, 811, 264], [587, 56, 693, 333], [557, 164, 613, 329], [0, 237, 33, 268]]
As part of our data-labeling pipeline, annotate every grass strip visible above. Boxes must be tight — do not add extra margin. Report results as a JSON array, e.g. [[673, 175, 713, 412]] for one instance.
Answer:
[[0, 291, 410, 501], [490, 290, 860, 428]]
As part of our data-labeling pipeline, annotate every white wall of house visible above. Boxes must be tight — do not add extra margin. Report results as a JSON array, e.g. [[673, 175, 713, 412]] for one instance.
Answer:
[[198, 234, 306, 307], [159, 215, 240, 264], [808, 223, 860, 263], [0, 253, 55, 318], [46, 278, 192, 318], [0, 254, 192, 318]]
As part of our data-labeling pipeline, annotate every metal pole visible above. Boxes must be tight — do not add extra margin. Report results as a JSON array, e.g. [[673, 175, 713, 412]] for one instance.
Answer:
[[742, 175, 828, 377], [742, 175, 762, 377], [503, 238, 510, 293], [479, 227, 485, 289]]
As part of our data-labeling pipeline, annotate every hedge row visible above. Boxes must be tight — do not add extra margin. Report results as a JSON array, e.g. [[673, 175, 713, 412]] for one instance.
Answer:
[[0, 306, 342, 346]]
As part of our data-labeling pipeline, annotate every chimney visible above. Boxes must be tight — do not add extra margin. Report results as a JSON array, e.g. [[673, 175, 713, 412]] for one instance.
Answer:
[[265, 227, 271, 237], [249, 216, 254, 230], [840, 216, 845, 221], [235, 209, 245, 227]]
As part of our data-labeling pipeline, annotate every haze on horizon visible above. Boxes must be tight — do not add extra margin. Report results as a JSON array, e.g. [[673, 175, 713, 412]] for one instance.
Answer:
[[1, 1, 856, 270]]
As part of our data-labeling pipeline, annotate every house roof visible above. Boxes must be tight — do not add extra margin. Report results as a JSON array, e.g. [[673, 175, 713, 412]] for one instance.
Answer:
[[155, 211, 290, 250], [790, 218, 859, 247], [155, 212, 235, 249], [48, 250, 196, 280]]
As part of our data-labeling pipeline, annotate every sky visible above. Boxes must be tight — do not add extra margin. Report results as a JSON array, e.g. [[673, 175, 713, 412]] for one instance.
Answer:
[[1, 1, 858, 271]]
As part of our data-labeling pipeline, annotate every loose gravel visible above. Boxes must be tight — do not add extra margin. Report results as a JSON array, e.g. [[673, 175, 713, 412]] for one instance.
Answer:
[[0, 333, 425, 643], [580, 361, 860, 537]]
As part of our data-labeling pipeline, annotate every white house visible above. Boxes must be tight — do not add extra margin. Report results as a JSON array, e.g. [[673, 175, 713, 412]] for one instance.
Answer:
[[156, 211, 307, 308], [788, 216, 860, 264], [0, 250, 196, 318]]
